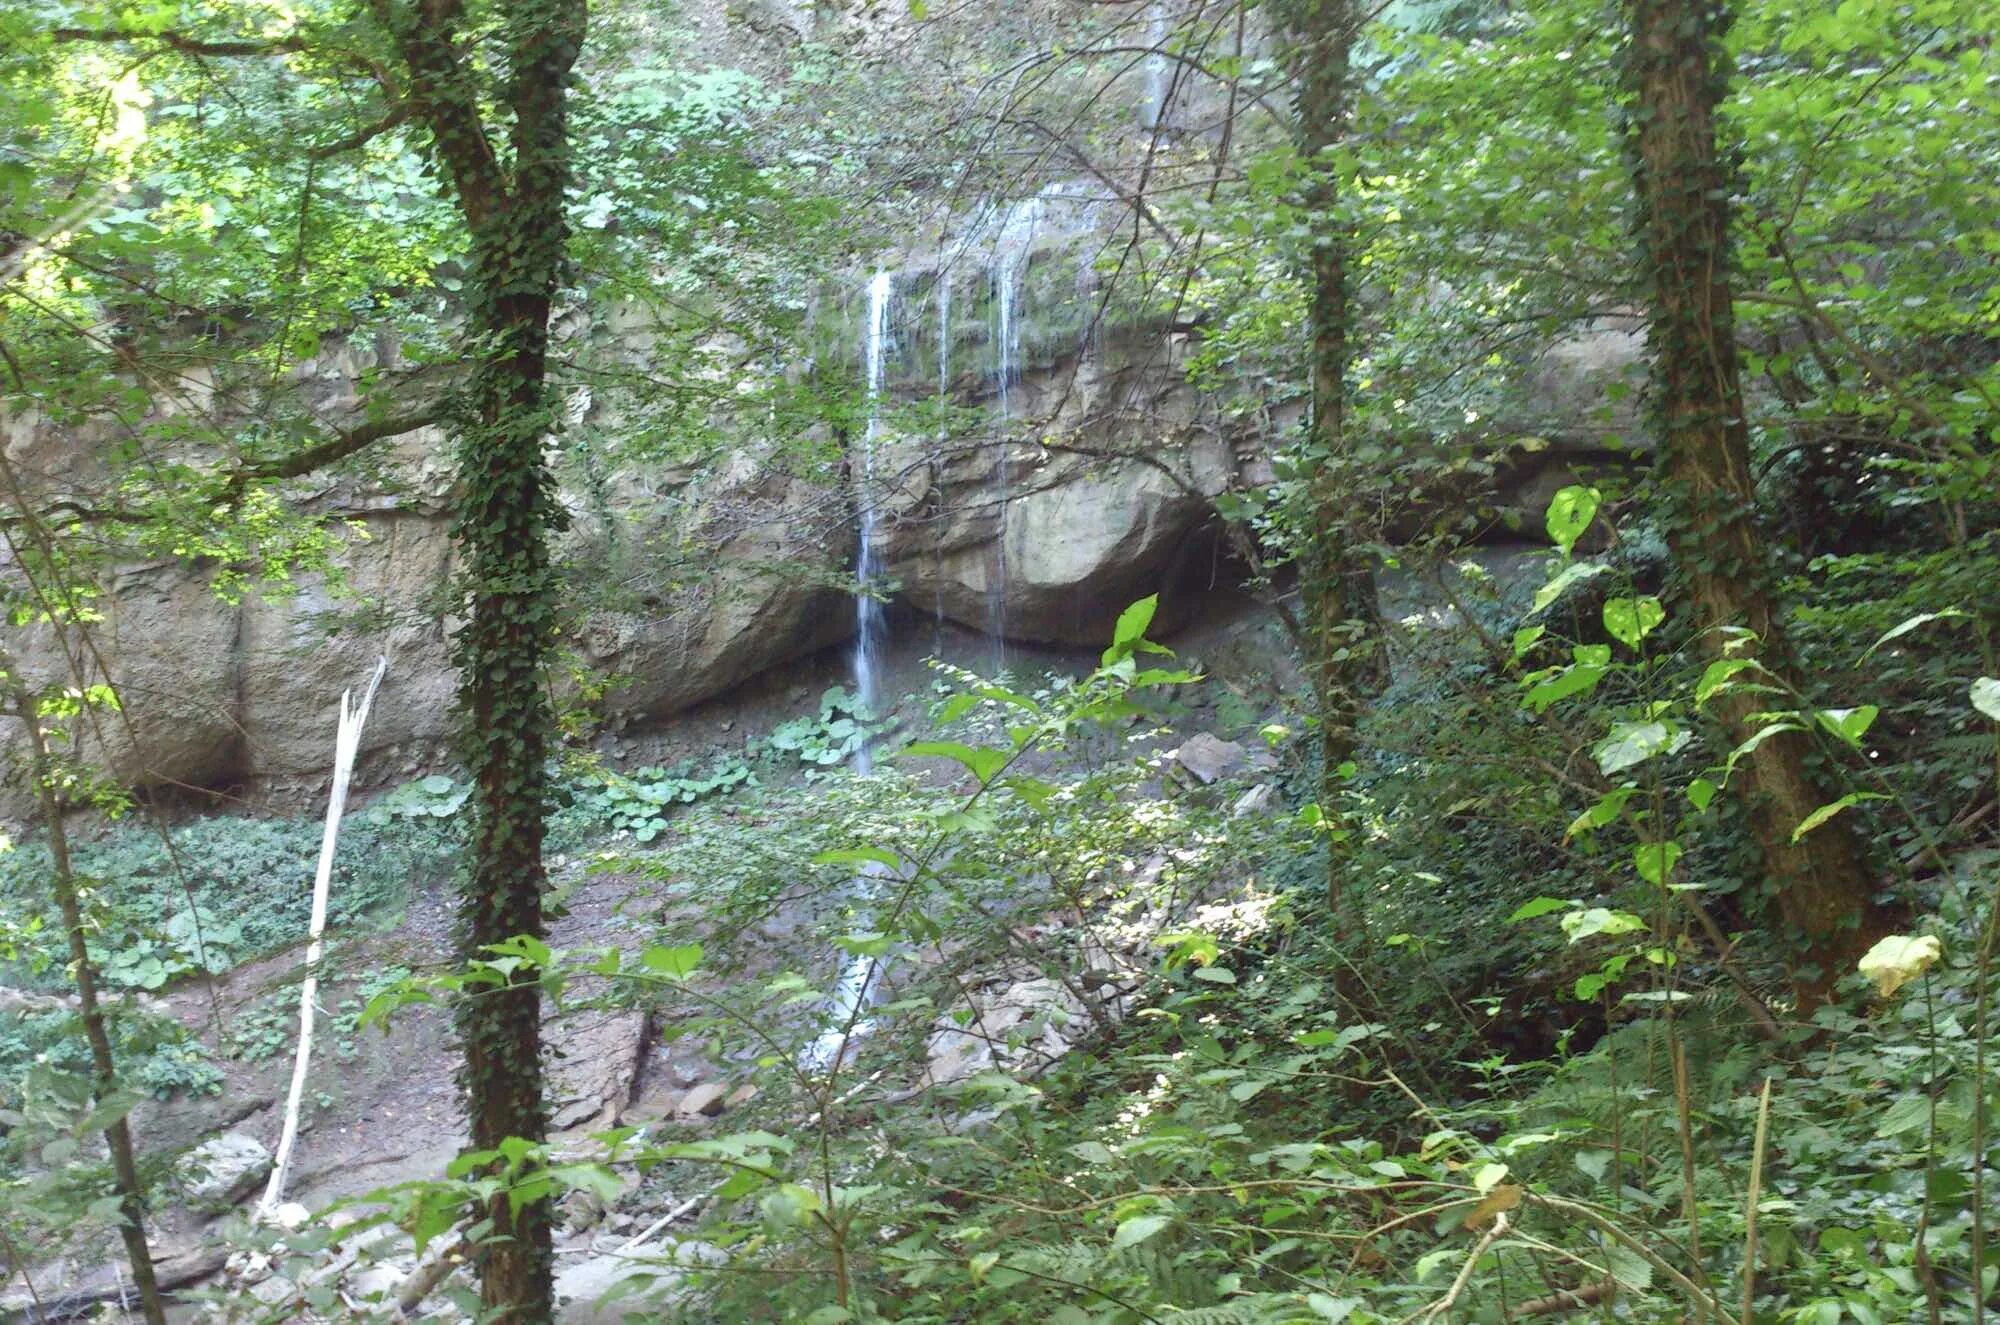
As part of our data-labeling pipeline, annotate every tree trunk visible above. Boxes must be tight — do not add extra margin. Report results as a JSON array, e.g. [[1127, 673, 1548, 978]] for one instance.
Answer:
[[377, 0, 585, 1316], [1622, 0, 1891, 998], [1284, 0, 1376, 927], [4, 668, 168, 1325]]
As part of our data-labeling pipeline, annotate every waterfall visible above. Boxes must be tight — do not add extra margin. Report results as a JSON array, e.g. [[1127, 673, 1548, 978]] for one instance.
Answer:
[[805, 268, 896, 1072], [933, 263, 953, 649], [851, 268, 893, 748], [1142, 1, 1171, 131], [987, 197, 1043, 659]]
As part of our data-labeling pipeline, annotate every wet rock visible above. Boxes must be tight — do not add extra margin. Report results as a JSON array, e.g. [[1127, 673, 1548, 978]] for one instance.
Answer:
[[1174, 733, 1246, 785], [925, 977, 1086, 1087], [1230, 783, 1277, 817], [178, 1132, 274, 1205]]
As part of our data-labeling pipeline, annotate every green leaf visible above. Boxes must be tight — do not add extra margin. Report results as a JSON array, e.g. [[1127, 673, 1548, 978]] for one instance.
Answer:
[[1686, 777, 1719, 811], [1511, 625, 1545, 659], [1192, 965, 1237, 985], [1544, 485, 1600, 558], [1102, 595, 1161, 665], [1873, 1094, 1931, 1138], [1307, 1295, 1362, 1323], [1972, 677, 2000, 721], [1112, 1213, 1172, 1251], [1633, 840, 1683, 885], [1791, 793, 1886, 842], [1859, 609, 1967, 661], [1814, 706, 1879, 747], [1531, 560, 1610, 613], [641, 944, 703, 979], [1523, 663, 1605, 713], [1562, 908, 1646, 941], [1694, 657, 1763, 704], [902, 740, 1008, 784], [813, 847, 900, 870], [1594, 721, 1681, 775], [1508, 896, 1572, 923], [1602, 596, 1665, 650]]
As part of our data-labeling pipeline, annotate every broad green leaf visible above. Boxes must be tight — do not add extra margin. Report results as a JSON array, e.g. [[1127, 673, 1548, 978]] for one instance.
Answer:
[[1602, 596, 1665, 650], [1859, 609, 1967, 661], [1508, 896, 1572, 923], [1562, 908, 1646, 942], [1523, 663, 1604, 712], [641, 944, 703, 979], [1633, 840, 1682, 885], [813, 846, 900, 870], [1694, 657, 1764, 704], [1594, 721, 1681, 775], [1857, 934, 1941, 999], [1814, 706, 1879, 747], [1112, 1213, 1172, 1251], [1686, 777, 1719, 811], [1544, 485, 1600, 557], [1791, 793, 1885, 842], [1511, 625, 1545, 659], [1531, 560, 1610, 613], [902, 740, 1008, 783], [1102, 595, 1160, 664], [1307, 1295, 1362, 1322], [1972, 677, 2000, 721]]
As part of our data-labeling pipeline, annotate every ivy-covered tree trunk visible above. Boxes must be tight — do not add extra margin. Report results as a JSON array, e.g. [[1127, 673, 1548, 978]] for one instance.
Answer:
[[377, 0, 585, 1316], [1283, 0, 1375, 926], [1622, 0, 1891, 996], [2, 666, 167, 1325]]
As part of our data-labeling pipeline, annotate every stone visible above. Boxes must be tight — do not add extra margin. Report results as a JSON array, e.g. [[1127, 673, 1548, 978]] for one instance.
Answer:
[[554, 1241, 723, 1323], [269, 1201, 312, 1232], [1174, 733, 1247, 785], [1230, 783, 1277, 818], [177, 1132, 274, 1205], [925, 977, 1086, 1087], [724, 1082, 759, 1109], [676, 1082, 729, 1117]]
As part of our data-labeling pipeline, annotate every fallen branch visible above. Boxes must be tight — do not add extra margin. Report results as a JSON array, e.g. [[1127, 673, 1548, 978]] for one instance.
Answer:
[[1512, 1280, 1616, 1317], [258, 657, 388, 1219]]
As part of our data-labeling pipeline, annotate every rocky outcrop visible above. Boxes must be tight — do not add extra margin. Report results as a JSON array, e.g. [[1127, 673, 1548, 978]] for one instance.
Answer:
[[0, 201, 1646, 812]]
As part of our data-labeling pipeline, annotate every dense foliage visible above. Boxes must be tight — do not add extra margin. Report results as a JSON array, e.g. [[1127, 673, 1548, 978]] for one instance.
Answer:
[[0, 0, 1995, 1321]]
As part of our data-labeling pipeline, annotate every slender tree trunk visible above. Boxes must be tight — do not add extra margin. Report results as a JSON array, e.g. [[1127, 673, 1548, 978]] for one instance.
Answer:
[[376, 0, 585, 1316], [3, 668, 167, 1325], [1622, 0, 1892, 998], [1284, 0, 1376, 928]]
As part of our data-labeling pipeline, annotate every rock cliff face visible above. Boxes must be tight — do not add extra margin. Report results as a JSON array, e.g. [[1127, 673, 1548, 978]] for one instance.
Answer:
[[0, 293, 1643, 811]]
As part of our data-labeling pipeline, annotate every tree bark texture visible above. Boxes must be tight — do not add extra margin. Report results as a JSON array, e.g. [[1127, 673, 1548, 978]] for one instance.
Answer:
[[1623, 0, 1891, 997]]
